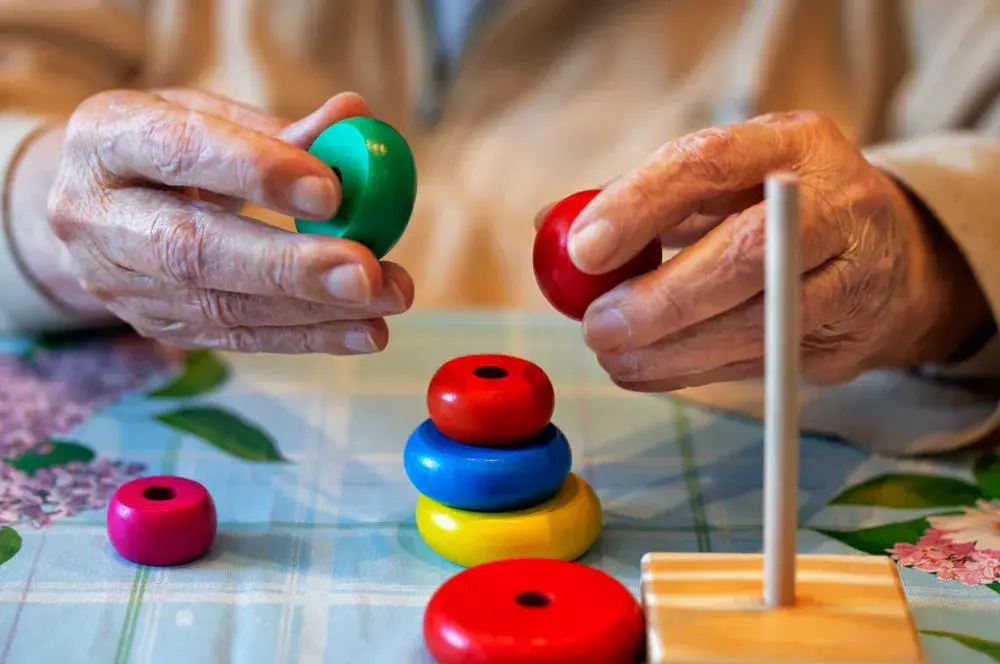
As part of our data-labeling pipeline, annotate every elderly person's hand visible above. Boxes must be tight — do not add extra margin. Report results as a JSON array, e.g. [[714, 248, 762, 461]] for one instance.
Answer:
[[552, 111, 990, 391], [44, 89, 410, 354]]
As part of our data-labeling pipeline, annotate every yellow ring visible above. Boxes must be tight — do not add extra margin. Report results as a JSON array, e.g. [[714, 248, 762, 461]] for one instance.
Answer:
[[416, 472, 602, 567]]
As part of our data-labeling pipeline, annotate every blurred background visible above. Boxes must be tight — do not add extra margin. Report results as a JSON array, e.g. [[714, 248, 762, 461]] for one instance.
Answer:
[[3, 0, 994, 311]]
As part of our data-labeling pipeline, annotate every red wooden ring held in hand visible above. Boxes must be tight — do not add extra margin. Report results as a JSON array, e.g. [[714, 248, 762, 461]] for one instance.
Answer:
[[533, 189, 662, 320], [424, 558, 645, 664], [427, 354, 555, 446], [107, 475, 217, 566]]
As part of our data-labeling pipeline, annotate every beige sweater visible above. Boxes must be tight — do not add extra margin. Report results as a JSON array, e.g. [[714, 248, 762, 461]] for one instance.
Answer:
[[2, 0, 1000, 455]]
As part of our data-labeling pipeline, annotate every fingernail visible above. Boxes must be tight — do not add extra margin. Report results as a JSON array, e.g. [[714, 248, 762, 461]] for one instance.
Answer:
[[343, 330, 377, 354], [324, 264, 371, 303], [583, 305, 630, 349], [291, 175, 337, 218], [373, 281, 407, 314], [568, 220, 615, 269]]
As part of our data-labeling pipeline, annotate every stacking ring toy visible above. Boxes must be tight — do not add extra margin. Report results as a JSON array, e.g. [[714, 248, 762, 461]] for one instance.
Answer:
[[107, 475, 217, 566], [404, 419, 571, 512], [533, 189, 662, 320], [416, 472, 602, 567], [424, 559, 644, 664], [427, 354, 555, 445], [294, 116, 417, 259]]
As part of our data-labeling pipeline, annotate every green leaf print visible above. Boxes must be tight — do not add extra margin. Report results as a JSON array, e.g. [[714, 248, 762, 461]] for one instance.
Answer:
[[829, 474, 983, 509], [922, 630, 1000, 662], [973, 453, 1000, 500], [0, 527, 22, 567], [812, 516, 934, 555], [148, 350, 230, 398], [156, 406, 286, 462], [9, 440, 96, 476]]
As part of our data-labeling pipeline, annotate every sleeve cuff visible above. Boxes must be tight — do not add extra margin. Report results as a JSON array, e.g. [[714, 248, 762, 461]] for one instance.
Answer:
[[864, 133, 1000, 380], [0, 113, 85, 335]]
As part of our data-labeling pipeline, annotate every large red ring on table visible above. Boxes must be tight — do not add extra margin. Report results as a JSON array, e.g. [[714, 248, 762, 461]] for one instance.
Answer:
[[107, 475, 217, 566], [533, 189, 662, 320], [427, 354, 555, 445], [424, 558, 645, 664]]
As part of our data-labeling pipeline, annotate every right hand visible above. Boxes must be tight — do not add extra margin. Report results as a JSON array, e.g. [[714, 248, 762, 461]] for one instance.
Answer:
[[46, 89, 412, 354]]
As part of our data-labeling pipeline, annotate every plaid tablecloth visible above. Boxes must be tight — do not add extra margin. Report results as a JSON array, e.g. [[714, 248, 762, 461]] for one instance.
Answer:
[[0, 311, 998, 664]]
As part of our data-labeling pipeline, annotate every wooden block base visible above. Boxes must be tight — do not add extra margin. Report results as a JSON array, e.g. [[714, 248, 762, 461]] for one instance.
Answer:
[[640, 553, 925, 664]]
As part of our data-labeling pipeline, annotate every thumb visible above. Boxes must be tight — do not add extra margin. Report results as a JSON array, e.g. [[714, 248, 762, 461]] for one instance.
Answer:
[[278, 92, 373, 149]]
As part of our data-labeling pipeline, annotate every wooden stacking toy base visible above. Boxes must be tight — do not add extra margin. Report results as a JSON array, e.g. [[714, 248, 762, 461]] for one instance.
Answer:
[[641, 553, 925, 664]]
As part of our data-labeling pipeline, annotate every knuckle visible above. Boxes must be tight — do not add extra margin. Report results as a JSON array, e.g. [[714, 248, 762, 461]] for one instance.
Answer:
[[809, 112, 840, 136], [671, 127, 747, 187], [268, 244, 302, 296], [845, 173, 893, 226], [67, 89, 139, 159], [644, 280, 687, 334], [144, 112, 209, 179], [621, 172, 661, 222], [45, 184, 84, 242], [717, 208, 766, 284], [148, 209, 209, 285], [66, 93, 114, 144], [197, 292, 242, 327], [793, 110, 842, 140], [675, 132, 729, 184], [226, 328, 263, 353]]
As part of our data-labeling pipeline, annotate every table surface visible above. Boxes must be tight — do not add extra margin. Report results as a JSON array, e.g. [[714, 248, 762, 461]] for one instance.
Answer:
[[0, 312, 998, 664]]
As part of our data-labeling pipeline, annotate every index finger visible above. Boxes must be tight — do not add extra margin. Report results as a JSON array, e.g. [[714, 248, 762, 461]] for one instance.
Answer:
[[565, 113, 808, 274], [93, 187, 386, 306], [69, 90, 342, 221]]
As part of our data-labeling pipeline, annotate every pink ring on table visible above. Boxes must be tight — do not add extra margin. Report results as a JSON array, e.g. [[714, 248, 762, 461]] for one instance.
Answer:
[[107, 475, 217, 566]]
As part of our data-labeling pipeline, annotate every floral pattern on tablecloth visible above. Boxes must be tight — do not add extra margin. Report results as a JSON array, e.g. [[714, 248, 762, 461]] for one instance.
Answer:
[[0, 332, 282, 570]]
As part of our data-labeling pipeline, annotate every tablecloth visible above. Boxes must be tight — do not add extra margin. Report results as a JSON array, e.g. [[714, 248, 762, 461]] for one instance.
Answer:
[[0, 311, 998, 663]]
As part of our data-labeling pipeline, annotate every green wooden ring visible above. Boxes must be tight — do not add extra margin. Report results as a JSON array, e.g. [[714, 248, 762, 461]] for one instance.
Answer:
[[294, 117, 417, 259]]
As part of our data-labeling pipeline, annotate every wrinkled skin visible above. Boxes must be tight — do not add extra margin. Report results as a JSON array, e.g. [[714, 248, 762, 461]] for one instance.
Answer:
[[46, 89, 412, 354], [541, 111, 987, 391]]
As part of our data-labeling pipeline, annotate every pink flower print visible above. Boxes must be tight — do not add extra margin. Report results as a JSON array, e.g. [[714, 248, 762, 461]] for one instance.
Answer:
[[887, 541, 936, 568], [0, 337, 184, 530], [952, 553, 1000, 586], [0, 458, 143, 529], [0, 338, 180, 459], [889, 524, 1000, 587]]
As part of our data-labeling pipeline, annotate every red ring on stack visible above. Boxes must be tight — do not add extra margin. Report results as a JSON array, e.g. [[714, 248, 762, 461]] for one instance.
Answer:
[[427, 354, 555, 446]]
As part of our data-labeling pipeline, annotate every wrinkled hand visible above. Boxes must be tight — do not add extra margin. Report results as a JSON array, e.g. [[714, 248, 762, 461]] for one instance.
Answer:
[[553, 111, 984, 390], [46, 89, 412, 354]]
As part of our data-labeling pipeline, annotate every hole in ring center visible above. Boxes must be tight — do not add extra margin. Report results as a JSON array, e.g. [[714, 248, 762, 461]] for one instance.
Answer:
[[473, 365, 508, 379], [514, 591, 551, 608], [143, 486, 176, 501]]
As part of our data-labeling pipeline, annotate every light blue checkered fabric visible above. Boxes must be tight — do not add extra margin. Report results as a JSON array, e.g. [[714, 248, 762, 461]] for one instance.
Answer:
[[0, 312, 997, 663]]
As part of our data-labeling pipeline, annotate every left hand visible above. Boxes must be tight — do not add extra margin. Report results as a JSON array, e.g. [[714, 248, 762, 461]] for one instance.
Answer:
[[552, 111, 988, 391]]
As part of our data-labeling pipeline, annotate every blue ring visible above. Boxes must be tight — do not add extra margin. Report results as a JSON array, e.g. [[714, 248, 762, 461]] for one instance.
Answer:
[[403, 419, 572, 512]]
